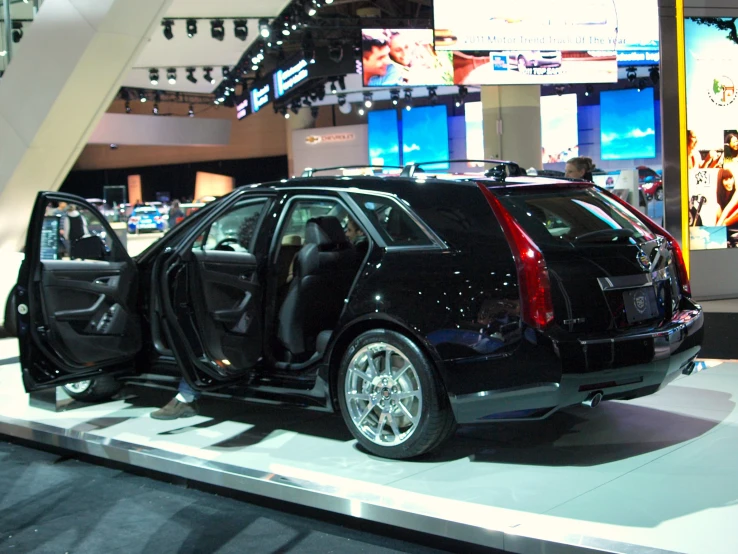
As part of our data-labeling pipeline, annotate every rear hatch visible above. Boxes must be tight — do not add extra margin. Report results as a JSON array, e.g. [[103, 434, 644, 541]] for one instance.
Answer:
[[491, 183, 684, 337]]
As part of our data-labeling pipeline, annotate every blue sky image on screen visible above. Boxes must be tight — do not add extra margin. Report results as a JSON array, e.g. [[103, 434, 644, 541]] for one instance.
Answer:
[[402, 105, 449, 169], [600, 88, 656, 160], [368, 110, 400, 167]]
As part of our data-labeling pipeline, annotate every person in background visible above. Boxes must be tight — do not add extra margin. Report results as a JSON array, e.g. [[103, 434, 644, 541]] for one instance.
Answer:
[[63, 204, 89, 258], [345, 217, 367, 250], [168, 200, 185, 230], [565, 156, 596, 182]]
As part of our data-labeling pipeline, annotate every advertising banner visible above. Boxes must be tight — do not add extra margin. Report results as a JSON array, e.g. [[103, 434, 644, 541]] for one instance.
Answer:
[[685, 18, 738, 250]]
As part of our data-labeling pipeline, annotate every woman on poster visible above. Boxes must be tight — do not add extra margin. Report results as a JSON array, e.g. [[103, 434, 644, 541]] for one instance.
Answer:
[[715, 166, 738, 226]]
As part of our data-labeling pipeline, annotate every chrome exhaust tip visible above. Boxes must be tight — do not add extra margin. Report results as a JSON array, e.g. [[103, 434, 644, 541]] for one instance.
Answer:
[[682, 361, 696, 376], [582, 391, 603, 408]]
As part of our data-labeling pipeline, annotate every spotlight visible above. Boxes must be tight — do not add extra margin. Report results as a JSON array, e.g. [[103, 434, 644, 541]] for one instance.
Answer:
[[259, 19, 270, 38], [330, 81, 337, 94], [358, 107, 365, 116], [626, 66, 637, 83], [203, 67, 214, 84], [325, 0, 333, 3], [337, 94, 347, 107], [316, 87, 325, 101], [281, 107, 290, 119], [637, 78, 646, 92], [222, 66, 231, 78], [139, 90, 147, 103], [149, 68, 159, 85], [306, 2, 317, 16], [188, 104, 194, 117], [162, 19, 174, 40], [234, 20, 248, 41], [153, 103, 159, 115], [329, 42, 344, 63], [458, 85, 468, 101], [211, 19, 225, 41], [337, 76, 346, 90], [338, 98, 353, 115], [554, 85, 565, 96], [585, 84, 593, 97], [404, 88, 413, 111], [649, 66, 660, 86], [427, 86, 438, 105], [166, 68, 177, 85], [363, 93, 373, 108], [302, 32, 315, 64], [290, 100, 301, 114], [185, 67, 197, 84], [310, 106, 319, 118], [186, 18, 197, 38], [454, 95, 461, 108], [11, 22, 23, 43], [125, 101, 131, 114], [390, 89, 400, 106]]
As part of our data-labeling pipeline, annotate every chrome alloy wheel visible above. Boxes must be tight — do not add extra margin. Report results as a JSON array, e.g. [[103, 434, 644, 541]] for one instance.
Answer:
[[63, 380, 92, 394], [344, 342, 423, 447]]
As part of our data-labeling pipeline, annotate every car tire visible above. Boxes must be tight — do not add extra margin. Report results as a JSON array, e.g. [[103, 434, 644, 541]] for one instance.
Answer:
[[337, 329, 456, 459], [62, 374, 122, 403], [655, 187, 664, 201]]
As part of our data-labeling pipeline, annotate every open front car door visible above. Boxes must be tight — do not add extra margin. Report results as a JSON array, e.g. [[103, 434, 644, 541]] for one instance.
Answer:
[[15, 192, 141, 391]]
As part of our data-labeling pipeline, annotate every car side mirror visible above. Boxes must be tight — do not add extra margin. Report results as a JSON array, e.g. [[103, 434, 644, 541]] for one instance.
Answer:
[[70, 235, 110, 261]]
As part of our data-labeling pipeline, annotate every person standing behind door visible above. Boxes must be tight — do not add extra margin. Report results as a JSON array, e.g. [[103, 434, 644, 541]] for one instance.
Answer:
[[62, 204, 89, 258], [168, 200, 185, 230]]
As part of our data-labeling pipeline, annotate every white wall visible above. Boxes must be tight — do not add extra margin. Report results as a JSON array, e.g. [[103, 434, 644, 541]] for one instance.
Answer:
[[291, 124, 369, 177]]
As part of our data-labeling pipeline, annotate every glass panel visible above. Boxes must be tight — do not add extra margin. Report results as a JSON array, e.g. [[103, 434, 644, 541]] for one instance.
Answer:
[[40, 200, 118, 262], [195, 199, 266, 252], [350, 193, 433, 246]]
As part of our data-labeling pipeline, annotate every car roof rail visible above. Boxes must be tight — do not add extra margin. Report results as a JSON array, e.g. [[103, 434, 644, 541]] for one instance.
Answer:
[[400, 159, 526, 181], [300, 165, 404, 177]]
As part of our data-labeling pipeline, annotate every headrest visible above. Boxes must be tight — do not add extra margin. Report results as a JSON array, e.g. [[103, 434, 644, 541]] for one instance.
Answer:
[[305, 216, 349, 247], [281, 234, 303, 246]]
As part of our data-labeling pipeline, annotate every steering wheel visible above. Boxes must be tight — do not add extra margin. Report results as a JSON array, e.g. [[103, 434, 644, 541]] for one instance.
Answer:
[[214, 237, 239, 251]]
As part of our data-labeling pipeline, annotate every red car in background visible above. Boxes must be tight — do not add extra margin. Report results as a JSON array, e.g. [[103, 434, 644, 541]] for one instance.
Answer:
[[639, 166, 663, 201]]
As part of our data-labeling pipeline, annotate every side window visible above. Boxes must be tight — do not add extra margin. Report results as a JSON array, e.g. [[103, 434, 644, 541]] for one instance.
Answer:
[[350, 193, 433, 247], [278, 199, 340, 245], [193, 199, 267, 252], [40, 200, 120, 262]]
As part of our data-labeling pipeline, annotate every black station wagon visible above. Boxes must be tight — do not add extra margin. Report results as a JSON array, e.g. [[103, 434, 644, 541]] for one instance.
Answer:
[[13, 164, 704, 459]]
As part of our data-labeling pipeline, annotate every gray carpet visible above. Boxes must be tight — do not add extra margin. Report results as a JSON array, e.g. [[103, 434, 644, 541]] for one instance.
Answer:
[[0, 440, 472, 554]]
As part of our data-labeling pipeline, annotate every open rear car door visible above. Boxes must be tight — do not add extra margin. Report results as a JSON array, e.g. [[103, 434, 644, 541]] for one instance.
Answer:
[[15, 192, 141, 391]]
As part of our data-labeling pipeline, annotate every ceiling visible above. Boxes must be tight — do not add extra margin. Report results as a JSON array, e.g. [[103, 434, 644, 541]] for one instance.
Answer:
[[122, 0, 292, 94]]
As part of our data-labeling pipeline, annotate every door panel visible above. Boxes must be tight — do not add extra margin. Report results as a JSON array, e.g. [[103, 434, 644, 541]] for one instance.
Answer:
[[16, 193, 141, 391], [191, 250, 261, 370]]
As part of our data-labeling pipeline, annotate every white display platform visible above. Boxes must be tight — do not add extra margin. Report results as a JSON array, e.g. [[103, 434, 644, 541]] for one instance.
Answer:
[[1, 337, 736, 554]]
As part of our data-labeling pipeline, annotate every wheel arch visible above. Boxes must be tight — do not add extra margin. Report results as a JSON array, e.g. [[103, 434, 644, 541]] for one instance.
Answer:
[[324, 315, 449, 412]]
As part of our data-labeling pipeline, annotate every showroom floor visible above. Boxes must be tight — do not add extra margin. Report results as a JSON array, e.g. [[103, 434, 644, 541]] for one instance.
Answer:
[[1, 338, 737, 554]]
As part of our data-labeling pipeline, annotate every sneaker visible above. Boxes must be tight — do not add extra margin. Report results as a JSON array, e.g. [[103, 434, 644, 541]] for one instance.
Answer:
[[150, 397, 199, 420]]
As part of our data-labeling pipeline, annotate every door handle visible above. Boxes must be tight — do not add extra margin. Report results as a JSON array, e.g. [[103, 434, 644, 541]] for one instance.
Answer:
[[56, 294, 105, 321], [93, 276, 119, 287], [211, 292, 252, 323]]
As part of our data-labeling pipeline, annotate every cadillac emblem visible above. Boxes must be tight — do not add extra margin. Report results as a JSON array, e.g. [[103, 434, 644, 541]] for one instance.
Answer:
[[637, 250, 650, 271], [633, 290, 648, 314]]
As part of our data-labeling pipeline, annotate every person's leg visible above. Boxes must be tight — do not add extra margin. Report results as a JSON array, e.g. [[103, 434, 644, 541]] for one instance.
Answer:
[[150, 379, 200, 420]]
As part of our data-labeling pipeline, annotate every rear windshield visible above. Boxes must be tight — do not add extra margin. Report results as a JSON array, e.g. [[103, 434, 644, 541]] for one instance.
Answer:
[[494, 185, 655, 248]]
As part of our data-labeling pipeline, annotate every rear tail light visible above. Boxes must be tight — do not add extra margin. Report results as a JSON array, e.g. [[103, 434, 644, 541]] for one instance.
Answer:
[[601, 188, 691, 297], [129, 217, 140, 223], [154, 216, 161, 222], [477, 183, 555, 329]]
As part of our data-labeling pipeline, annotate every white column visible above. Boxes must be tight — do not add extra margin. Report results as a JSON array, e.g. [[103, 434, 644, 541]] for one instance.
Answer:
[[481, 85, 542, 172], [0, 0, 173, 251]]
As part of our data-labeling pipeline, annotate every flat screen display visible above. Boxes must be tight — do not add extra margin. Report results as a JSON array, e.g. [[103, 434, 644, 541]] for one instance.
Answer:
[[600, 88, 656, 160], [464, 101, 485, 164], [541, 94, 579, 164], [361, 29, 454, 87], [368, 109, 401, 167], [402, 105, 450, 170]]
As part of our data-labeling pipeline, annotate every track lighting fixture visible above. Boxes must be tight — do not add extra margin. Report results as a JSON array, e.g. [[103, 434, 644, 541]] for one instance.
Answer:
[[363, 93, 373, 109], [166, 68, 177, 85], [311, 106, 319, 118], [637, 78, 646, 92], [330, 81, 337, 94], [162, 19, 174, 40], [186, 18, 197, 38], [626, 66, 637, 83], [11, 22, 23, 43], [211, 19, 225, 41], [203, 67, 214, 84], [337, 94, 347, 107], [358, 106, 366, 116], [149, 68, 159, 85], [649, 66, 660, 86], [427, 86, 438, 105], [337, 76, 346, 91], [234, 20, 248, 41], [390, 89, 400, 106], [585, 84, 594, 97], [281, 107, 290, 119], [222, 66, 230, 78], [186, 67, 197, 84], [404, 88, 413, 111], [139, 90, 147, 103], [554, 85, 565, 96], [290, 99, 301, 114], [125, 101, 131, 114], [259, 19, 270, 38], [152, 103, 159, 115], [188, 104, 195, 117]]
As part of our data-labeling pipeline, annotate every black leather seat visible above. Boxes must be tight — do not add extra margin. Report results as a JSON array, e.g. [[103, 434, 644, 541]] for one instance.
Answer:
[[278, 216, 357, 357]]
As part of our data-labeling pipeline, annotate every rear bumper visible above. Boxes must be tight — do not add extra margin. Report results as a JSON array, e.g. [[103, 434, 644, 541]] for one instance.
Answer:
[[449, 303, 704, 424]]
